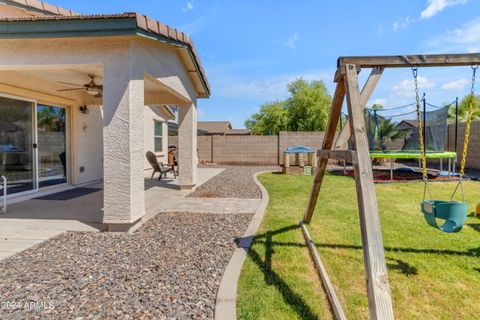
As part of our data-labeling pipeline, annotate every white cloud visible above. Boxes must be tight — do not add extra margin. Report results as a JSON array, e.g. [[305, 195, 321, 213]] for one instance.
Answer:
[[393, 16, 414, 31], [441, 78, 469, 91], [372, 98, 388, 107], [182, 1, 194, 12], [393, 77, 435, 99], [426, 17, 480, 51], [283, 33, 299, 49], [421, 0, 468, 19]]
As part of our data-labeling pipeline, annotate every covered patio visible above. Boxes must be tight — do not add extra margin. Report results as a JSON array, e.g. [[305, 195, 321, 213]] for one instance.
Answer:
[[0, 167, 224, 260], [0, 12, 210, 232]]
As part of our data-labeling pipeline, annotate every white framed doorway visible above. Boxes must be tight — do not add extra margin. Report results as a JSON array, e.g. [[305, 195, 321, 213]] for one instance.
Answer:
[[0, 93, 70, 198]]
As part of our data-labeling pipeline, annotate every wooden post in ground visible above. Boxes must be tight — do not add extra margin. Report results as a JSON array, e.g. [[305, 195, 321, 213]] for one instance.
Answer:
[[344, 64, 394, 320], [304, 80, 345, 222], [304, 66, 384, 223]]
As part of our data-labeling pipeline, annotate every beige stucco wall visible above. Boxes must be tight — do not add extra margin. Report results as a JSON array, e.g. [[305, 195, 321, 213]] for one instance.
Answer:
[[72, 105, 104, 185], [0, 35, 200, 226]]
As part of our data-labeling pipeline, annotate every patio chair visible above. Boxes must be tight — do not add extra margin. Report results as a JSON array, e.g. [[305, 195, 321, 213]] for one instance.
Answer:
[[168, 146, 179, 176], [146, 151, 176, 181]]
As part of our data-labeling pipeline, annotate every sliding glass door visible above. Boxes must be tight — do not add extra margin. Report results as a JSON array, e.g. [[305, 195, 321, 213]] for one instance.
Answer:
[[37, 105, 67, 188], [0, 95, 69, 196], [0, 95, 35, 195]]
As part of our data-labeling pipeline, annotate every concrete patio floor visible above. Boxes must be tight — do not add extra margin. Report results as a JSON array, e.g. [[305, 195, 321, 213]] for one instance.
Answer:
[[0, 167, 225, 260]]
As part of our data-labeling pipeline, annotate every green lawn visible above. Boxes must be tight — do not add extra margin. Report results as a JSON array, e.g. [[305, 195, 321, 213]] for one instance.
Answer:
[[237, 172, 480, 320]]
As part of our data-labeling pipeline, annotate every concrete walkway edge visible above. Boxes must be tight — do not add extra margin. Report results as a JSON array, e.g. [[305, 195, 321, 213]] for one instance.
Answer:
[[214, 170, 275, 320]]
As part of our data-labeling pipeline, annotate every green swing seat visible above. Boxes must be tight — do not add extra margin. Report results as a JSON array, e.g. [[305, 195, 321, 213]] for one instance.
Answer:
[[421, 200, 467, 233]]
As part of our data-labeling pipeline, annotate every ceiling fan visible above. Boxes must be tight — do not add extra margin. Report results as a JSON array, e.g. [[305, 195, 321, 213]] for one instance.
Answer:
[[57, 74, 103, 98]]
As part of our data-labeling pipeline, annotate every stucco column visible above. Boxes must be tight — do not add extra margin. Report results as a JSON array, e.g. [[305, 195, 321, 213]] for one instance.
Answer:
[[178, 102, 197, 190], [102, 61, 145, 232]]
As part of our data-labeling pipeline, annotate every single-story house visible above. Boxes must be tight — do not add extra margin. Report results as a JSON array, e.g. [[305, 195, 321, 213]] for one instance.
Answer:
[[0, 0, 210, 231], [196, 121, 251, 135]]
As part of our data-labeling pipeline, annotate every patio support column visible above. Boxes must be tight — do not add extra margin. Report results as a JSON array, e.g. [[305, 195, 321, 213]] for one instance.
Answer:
[[102, 61, 145, 232], [178, 101, 197, 190]]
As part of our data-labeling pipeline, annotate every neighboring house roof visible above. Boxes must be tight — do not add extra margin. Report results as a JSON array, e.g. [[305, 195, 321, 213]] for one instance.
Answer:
[[396, 120, 418, 130], [167, 121, 209, 136], [0, 7, 210, 97], [0, 0, 78, 16], [225, 128, 251, 135], [197, 121, 232, 135]]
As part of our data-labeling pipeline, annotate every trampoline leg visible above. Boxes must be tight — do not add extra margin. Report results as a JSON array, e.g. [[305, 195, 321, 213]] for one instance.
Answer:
[[343, 160, 346, 174], [390, 159, 394, 181], [448, 158, 451, 180], [440, 158, 443, 172]]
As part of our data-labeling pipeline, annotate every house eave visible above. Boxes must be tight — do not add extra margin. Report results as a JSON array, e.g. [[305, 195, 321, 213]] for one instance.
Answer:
[[0, 16, 210, 98]]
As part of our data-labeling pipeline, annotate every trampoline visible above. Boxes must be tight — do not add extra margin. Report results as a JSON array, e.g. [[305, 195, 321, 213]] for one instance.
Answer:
[[363, 95, 458, 180]]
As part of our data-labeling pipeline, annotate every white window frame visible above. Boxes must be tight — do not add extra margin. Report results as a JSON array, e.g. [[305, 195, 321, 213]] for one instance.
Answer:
[[154, 120, 164, 153]]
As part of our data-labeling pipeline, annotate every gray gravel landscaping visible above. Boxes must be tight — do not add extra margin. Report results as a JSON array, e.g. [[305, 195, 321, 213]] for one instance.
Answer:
[[188, 165, 280, 199], [0, 212, 251, 319]]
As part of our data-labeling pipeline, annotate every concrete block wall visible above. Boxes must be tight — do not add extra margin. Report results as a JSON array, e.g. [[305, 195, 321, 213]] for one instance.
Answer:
[[447, 120, 480, 170], [197, 136, 213, 163], [278, 131, 325, 165], [212, 135, 278, 165], [169, 123, 480, 168]]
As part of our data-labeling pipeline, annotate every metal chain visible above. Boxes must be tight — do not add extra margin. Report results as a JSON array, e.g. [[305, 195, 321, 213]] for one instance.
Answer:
[[459, 65, 478, 178], [412, 67, 428, 180]]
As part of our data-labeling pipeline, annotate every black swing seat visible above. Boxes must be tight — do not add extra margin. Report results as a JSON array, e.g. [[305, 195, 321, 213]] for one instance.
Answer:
[[421, 200, 467, 233]]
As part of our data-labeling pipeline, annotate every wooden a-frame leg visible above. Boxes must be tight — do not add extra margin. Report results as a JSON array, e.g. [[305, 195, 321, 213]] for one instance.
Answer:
[[304, 79, 345, 223], [304, 66, 384, 223], [345, 64, 394, 320]]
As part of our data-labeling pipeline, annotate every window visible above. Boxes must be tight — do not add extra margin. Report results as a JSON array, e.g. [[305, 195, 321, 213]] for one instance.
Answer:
[[154, 121, 163, 152]]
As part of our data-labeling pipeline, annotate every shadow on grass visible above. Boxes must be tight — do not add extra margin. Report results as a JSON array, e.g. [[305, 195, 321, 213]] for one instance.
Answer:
[[386, 258, 418, 276], [467, 223, 480, 233], [245, 224, 319, 320], [254, 239, 480, 258]]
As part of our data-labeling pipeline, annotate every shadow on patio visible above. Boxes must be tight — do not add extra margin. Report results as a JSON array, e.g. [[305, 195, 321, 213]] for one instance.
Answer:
[[0, 167, 224, 226]]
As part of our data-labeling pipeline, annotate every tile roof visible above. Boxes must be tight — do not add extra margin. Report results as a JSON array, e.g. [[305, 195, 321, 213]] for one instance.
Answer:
[[197, 121, 232, 135], [0, 10, 210, 96], [226, 128, 251, 135], [3, 0, 78, 16]]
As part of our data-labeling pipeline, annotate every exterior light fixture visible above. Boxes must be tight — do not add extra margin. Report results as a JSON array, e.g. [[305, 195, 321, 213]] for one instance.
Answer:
[[86, 88, 100, 96], [79, 105, 89, 114]]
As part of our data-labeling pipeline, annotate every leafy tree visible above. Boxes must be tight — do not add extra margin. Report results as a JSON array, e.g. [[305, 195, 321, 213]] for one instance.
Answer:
[[37, 107, 65, 132], [286, 79, 332, 131], [245, 78, 332, 134], [244, 101, 288, 135], [448, 94, 480, 122], [371, 103, 384, 111]]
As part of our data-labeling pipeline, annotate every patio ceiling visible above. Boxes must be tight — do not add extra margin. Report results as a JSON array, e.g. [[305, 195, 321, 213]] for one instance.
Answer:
[[0, 66, 187, 109]]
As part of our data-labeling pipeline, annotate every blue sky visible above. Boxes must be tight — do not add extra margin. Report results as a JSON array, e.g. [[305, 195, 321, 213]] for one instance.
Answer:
[[55, 0, 480, 127]]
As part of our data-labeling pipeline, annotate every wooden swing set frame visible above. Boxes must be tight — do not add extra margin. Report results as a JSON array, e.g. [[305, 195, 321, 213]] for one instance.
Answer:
[[303, 53, 480, 320]]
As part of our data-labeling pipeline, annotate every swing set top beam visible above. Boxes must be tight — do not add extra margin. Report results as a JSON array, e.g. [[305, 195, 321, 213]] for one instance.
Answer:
[[335, 53, 480, 81]]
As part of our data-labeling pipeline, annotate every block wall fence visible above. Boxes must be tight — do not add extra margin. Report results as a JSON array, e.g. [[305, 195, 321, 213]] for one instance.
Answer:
[[168, 121, 480, 169]]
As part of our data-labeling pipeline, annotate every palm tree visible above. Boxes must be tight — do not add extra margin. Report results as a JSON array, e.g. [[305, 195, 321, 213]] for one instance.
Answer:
[[377, 118, 407, 151], [37, 107, 65, 132]]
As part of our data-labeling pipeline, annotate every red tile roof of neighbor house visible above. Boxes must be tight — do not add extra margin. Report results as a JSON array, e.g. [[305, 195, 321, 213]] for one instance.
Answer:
[[226, 128, 251, 135], [0, 2, 210, 96], [197, 121, 232, 135], [197, 121, 251, 135], [226, 129, 251, 135]]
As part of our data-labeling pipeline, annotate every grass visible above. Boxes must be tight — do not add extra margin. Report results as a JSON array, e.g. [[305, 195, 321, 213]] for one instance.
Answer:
[[237, 172, 480, 320]]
